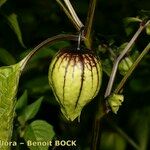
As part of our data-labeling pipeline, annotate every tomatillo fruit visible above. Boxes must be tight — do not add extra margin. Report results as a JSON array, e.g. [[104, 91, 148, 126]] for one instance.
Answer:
[[48, 47, 102, 121]]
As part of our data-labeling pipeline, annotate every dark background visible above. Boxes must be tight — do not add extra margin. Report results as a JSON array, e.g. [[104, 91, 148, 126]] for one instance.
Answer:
[[0, 0, 150, 150]]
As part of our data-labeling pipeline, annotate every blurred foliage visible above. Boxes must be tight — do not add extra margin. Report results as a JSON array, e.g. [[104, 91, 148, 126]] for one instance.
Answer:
[[0, 0, 150, 150]]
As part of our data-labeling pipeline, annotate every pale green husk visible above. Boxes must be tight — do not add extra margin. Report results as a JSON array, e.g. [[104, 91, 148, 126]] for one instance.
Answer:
[[49, 51, 102, 121]]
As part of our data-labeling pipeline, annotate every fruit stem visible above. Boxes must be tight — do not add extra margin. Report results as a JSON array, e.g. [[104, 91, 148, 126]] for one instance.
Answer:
[[21, 34, 85, 70], [56, 0, 84, 31], [91, 103, 105, 150], [84, 0, 97, 49]]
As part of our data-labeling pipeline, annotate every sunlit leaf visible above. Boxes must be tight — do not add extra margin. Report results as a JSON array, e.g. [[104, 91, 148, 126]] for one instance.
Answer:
[[0, 48, 16, 65], [6, 13, 25, 48], [24, 120, 55, 150], [0, 58, 26, 148]]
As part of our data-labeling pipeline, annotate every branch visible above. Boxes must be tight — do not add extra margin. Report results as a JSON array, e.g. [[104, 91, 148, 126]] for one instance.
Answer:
[[104, 20, 150, 98], [63, 0, 83, 29], [84, 0, 97, 49], [56, 0, 79, 30], [114, 42, 150, 93], [56, 0, 83, 31], [20, 34, 84, 70]]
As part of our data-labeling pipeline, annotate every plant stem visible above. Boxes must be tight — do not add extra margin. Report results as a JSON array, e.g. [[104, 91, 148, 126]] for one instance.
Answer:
[[20, 34, 84, 70], [91, 20, 150, 150], [56, 0, 83, 31], [84, 0, 97, 49], [91, 118, 101, 150], [63, 0, 83, 29], [104, 21, 150, 98], [114, 42, 150, 93], [90, 99, 106, 150], [56, 0, 80, 30]]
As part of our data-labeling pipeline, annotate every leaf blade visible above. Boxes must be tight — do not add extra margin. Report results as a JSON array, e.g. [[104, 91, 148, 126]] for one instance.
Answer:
[[24, 120, 55, 150], [0, 0, 7, 7], [0, 48, 16, 65], [0, 60, 25, 147], [6, 13, 25, 48], [18, 97, 43, 124]]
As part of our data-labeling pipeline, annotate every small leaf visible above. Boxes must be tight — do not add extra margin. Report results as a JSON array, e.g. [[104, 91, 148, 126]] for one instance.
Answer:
[[0, 48, 16, 65], [102, 59, 113, 76], [98, 44, 107, 53], [130, 50, 139, 61], [0, 0, 7, 7], [140, 10, 150, 16], [107, 94, 124, 114], [146, 23, 150, 35], [125, 27, 134, 36], [124, 17, 142, 25], [16, 90, 28, 112], [117, 43, 128, 54], [18, 97, 43, 124], [119, 57, 133, 76], [24, 120, 55, 150], [6, 13, 25, 48]]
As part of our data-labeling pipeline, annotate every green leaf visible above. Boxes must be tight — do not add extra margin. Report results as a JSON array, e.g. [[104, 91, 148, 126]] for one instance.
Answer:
[[98, 44, 107, 53], [119, 57, 133, 76], [0, 48, 16, 65], [18, 97, 43, 124], [107, 94, 124, 114], [140, 10, 150, 16], [23, 76, 50, 95], [0, 59, 25, 148], [102, 58, 113, 76], [101, 132, 126, 150], [24, 120, 55, 150], [124, 17, 142, 25], [117, 43, 128, 54], [6, 13, 25, 48], [130, 50, 139, 61], [0, 0, 7, 7], [16, 90, 28, 112]]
